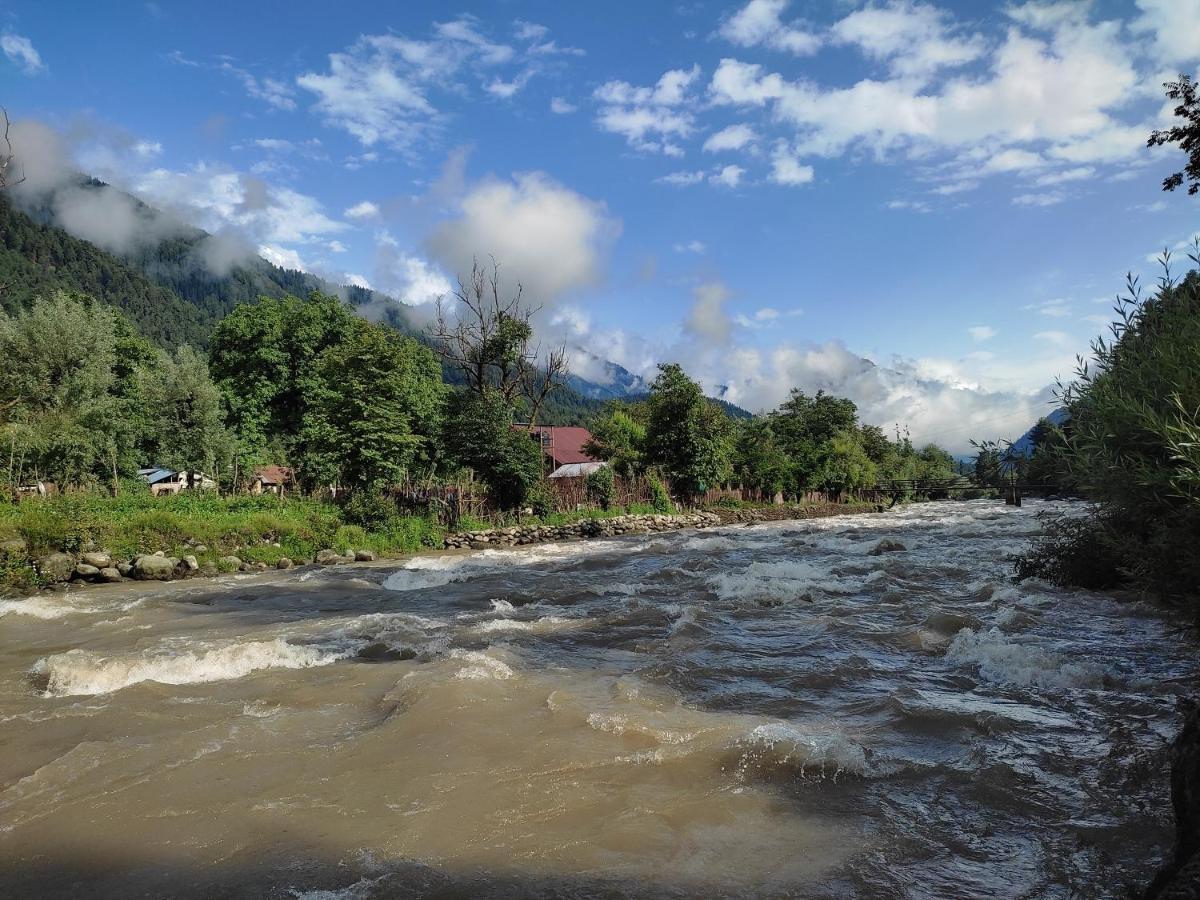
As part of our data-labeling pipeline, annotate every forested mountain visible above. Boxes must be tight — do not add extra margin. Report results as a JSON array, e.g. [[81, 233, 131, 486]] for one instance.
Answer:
[[0, 179, 750, 426]]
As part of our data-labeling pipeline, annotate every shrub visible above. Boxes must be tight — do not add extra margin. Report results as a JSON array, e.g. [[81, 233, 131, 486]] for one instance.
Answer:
[[341, 489, 397, 530], [586, 466, 615, 510], [646, 474, 673, 513]]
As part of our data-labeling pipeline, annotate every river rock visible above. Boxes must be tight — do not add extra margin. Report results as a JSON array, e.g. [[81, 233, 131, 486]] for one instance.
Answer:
[[37, 552, 75, 583], [357, 642, 417, 662], [73, 563, 101, 580], [98, 567, 123, 583], [1, 538, 28, 556], [354, 549, 376, 562], [315, 549, 342, 565], [869, 539, 907, 556], [117, 561, 133, 577], [134, 555, 177, 580], [276, 557, 293, 570], [218, 556, 242, 571], [180, 555, 200, 573], [80, 551, 112, 569]]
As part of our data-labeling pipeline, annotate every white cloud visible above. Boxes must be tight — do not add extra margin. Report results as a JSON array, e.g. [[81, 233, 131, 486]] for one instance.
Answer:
[[550, 97, 577, 114], [1026, 298, 1071, 317], [1132, 0, 1200, 65], [1013, 190, 1065, 207], [719, 0, 820, 56], [259, 244, 307, 271], [376, 249, 452, 305], [344, 200, 381, 220], [685, 280, 733, 344], [769, 146, 814, 185], [709, 164, 745, 188], [831, 1, 984, 80], [1033, 166, 1094, 185], [425, 171, 620, 306], [593, 65, 701, 155], [2, 33, 45, 75], [673, 240, 706, 254], [709, 10, 1142, 171], [968, 325, 996, 342], [656, 169, 707, 186], [297, 17, 571, 149], [703, 123, 757, 153], [888, 199, 931, 212]]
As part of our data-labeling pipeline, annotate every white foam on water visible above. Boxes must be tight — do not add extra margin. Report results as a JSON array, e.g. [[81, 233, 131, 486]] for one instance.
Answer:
[[489, 598, 515, 614], [739, 722, 868, 776], [474, 615, 578, 634], [382, 539, 637, 592], [33, 639, 351, 697], [946, 626, 1109, 690], [448, 648, 515, 681], [708, 559, 886, 601], [0, 596, 79, 620]]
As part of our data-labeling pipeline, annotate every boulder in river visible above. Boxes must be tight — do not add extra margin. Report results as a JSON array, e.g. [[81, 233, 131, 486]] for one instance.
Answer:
[[80, 551, 112, 569], [73, 563, 101, 580], [37, 552, 75, 583], [179, 555, 200, 574], [315, 549, 345, 565], [276, 557, 293, 570], [97, 567, 123, 583], [354, 549, 376, 562], [134, 555, 177, 580], [869, 539, 907, 556]]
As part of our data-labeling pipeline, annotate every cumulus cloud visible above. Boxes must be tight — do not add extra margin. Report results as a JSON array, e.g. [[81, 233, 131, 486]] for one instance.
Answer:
[[709, 164, 745, 188], [769, 144, 813, 185], [685, 280, 733, 344], [1132, 0, 1200, 65], [425, 171, 620, 307], [702, 123, 757, 153], [550, 97, 577, 114], [2, 33, 45, 75], [345, 200, 381, 220], [719, 0, 820, 56], [968, 325, 996, 342], [830, 1, 984, 80], [702, 4, 1156, 193], [593, 65, 701, 155]]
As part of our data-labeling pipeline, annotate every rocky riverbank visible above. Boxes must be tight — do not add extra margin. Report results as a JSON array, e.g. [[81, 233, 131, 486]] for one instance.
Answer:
[[439, 503, 878, 549], [4, 502, 880, 597]]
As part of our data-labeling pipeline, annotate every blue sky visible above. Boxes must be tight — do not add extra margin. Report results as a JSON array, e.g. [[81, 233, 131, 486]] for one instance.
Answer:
[[2, 0, 1198, 449]]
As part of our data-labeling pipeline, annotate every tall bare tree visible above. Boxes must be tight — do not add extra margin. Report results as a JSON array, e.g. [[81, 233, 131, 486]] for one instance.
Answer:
[[0, 108, 23, 190], [429, 257, 568, 427]]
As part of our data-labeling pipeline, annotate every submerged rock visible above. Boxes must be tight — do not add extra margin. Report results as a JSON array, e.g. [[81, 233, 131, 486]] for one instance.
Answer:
[[869, 540, 907, 556], [354, 549, 376, 562]]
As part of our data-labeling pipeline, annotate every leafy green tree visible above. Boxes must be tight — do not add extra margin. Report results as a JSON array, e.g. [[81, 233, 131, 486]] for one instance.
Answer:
[[443, 389, 544, 510], [208, 292, 358, 479], [1149, 74, 1200, 196], [584, 402, 647, 477], [733, 417, 790, 500], [815, 430, 878, 493], [139, 344, 231, 486], [300, 320, 445, 489], [0, 292, 122, 488], [643, 363, 732, 503]]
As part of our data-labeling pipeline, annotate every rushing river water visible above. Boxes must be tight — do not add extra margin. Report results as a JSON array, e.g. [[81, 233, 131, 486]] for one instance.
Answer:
[[0, 500, 1195, 898]]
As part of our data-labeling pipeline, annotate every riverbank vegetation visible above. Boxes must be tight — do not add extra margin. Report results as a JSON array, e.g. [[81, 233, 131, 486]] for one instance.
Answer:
[[1015, 250, 1200, 599]]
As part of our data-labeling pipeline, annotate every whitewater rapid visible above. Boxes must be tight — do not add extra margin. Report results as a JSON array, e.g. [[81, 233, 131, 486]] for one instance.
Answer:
[[0, 499, 1193, 898]]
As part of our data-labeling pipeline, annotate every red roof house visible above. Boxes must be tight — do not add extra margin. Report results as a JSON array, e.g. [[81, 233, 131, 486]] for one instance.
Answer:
[[520, 426, 597, 468]]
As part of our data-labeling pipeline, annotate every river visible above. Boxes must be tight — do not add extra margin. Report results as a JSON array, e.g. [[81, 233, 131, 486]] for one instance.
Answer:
[[0, 499, 1193, 898]]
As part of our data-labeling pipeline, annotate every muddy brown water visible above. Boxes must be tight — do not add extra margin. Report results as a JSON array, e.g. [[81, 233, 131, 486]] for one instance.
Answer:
[[0, 500, 1194, 898]]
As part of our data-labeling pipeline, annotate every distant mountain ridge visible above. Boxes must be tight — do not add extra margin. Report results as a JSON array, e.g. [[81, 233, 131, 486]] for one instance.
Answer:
[[1009, 407, 1071, 456]]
